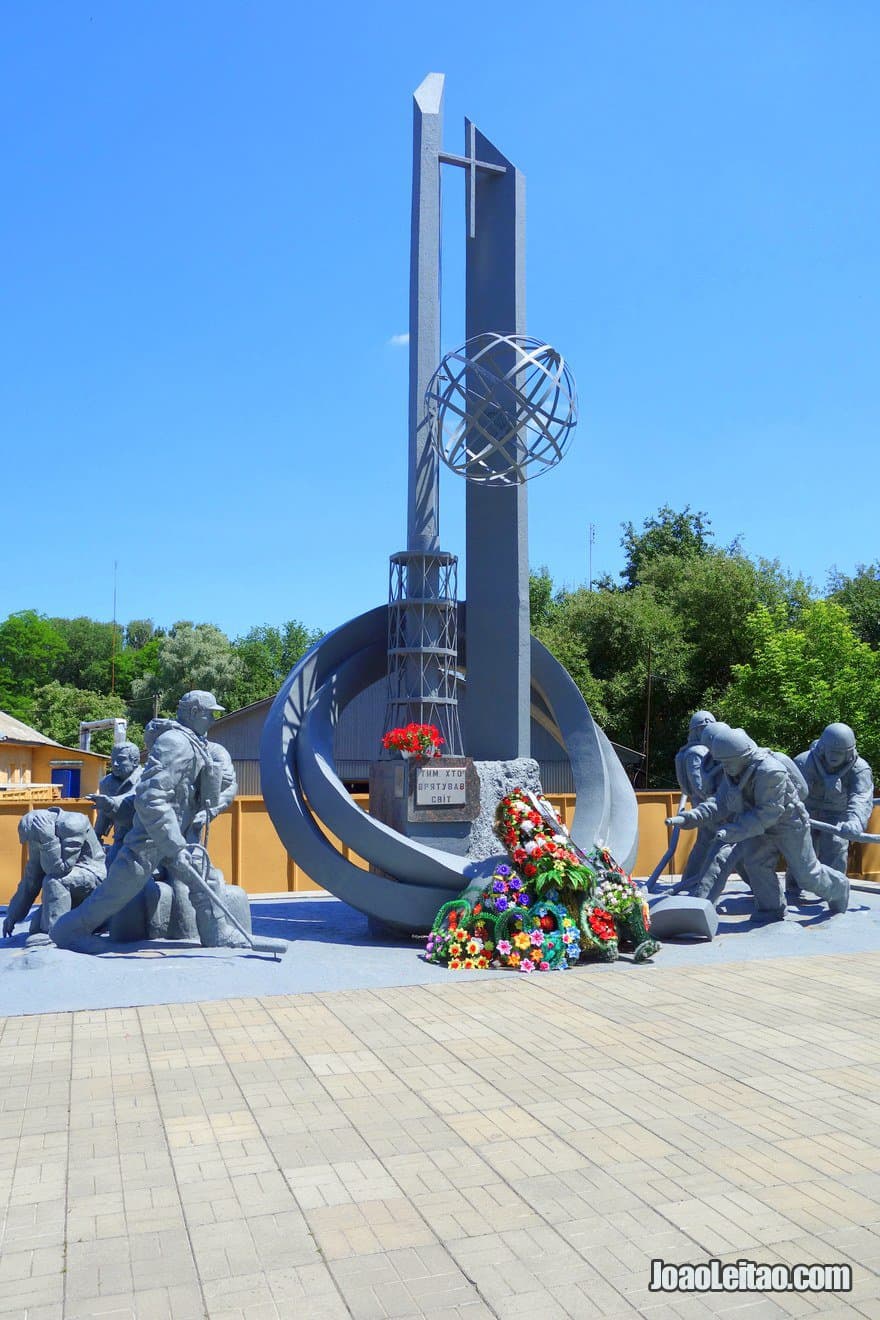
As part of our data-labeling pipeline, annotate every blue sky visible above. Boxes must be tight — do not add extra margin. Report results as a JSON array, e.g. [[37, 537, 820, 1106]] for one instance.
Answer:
[[2, 1, 877, 640]]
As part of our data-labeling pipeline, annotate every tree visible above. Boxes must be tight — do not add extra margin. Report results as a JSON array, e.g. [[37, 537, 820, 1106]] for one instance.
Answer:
[[619, 504, 714, 589], [29, 682, 144, 754], [828, 563, 880, 649], [718, 600, 880, 769], [124, 619, 157, 650], [112, 633, 163, 703], [49, 616, 117, 692], [129, 621, 242, 720], [530, 578, 692, 781], [529, 567, 555, 630], [228, 619, 323, 709], [0, 611, 69, 721], [638, 550, 813, 702]]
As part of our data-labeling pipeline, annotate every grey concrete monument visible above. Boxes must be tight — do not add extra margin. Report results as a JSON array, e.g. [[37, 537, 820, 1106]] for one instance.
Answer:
[[50, 691, 282, 954], [89, 740, 143, 865], [2, 808, 106, 946], [668, 726, 851, 918], [260, 73, 644, 934]]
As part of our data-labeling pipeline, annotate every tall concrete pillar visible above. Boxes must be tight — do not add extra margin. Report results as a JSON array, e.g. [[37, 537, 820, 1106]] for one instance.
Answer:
[[463, 122, 530, 761]]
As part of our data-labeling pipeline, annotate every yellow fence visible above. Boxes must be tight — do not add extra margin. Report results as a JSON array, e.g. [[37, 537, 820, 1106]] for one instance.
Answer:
[[2, 792, 879, 906]]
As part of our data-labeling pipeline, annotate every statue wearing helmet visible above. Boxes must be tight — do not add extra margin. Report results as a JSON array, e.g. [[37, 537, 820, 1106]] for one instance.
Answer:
[[795, 723, 874, 876], [668, 726, 850, 919], [50, 691, 249, 951], [673, 711, 722, 889]]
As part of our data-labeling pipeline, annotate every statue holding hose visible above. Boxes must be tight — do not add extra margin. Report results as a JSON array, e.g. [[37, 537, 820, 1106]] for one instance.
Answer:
[[50, 691, 283, 955]]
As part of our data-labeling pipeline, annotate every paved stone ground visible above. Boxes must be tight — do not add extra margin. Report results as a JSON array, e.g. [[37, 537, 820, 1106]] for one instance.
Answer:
[[2, 951, 880, 1318]]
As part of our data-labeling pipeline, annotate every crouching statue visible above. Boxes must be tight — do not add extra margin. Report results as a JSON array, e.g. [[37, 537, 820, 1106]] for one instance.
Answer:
[[3, 808, 107, 946], [668, 726, 850, 920], [50, 690, 253, 952]]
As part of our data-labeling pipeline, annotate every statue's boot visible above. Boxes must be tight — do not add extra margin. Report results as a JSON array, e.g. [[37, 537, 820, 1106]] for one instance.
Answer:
[[804, 867, 850, 915], [772, 822, 850, 916], [784, 871, 804, 902], [24, 877, 71, 948], [189, 870, 251, 949]]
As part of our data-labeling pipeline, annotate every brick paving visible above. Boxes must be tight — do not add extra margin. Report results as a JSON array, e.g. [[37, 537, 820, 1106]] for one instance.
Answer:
[[2, 952, 880, 1318]]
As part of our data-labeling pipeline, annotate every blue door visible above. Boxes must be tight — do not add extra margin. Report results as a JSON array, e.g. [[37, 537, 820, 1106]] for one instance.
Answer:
[[51, 768, 81, 798]]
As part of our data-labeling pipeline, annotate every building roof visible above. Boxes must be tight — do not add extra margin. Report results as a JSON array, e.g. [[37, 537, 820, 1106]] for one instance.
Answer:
[[0, 710, 60, 746]]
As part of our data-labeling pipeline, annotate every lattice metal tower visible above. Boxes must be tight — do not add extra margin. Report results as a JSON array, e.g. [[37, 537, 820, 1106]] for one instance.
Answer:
[[382, 73, 468, 756]]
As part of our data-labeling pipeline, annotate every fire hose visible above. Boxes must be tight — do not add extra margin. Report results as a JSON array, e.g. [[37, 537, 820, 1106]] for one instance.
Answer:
[[647, 794, 687, 891], [180, 843, 288, 961], [652, 810, 879, 896]]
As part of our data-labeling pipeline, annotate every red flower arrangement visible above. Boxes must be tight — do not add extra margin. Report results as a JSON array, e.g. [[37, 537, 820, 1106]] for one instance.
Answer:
[[381, 723, 444, 758], [587, 908, 616, 942]]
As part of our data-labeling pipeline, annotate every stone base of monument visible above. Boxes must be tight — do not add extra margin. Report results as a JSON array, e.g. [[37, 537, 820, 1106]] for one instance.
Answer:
[[108, 877, 253, 946], [366, 756, 545, 937], [648, 894, 719, 940], [369, 756, 480, 856], [368, 756, 545, 862], [467, 758, 543, 858]]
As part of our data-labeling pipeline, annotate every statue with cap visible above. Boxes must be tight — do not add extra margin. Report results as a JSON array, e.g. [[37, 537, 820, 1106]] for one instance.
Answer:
[[668, 726, 850, 920], [50, 690, 248, 951]]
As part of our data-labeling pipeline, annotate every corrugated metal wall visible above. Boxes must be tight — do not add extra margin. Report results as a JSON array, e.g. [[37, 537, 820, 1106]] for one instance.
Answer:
[[213, 683, 638, 797]]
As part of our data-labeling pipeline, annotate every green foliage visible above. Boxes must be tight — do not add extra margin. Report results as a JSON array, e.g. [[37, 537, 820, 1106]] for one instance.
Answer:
[[530, 535, 815, 785], [29, 682, 144, 755], [639, 550, 813, 701], [717, 600, 880, 769], [228, 620, 323, 709], [828, 563, 880, 649], [124, 619, 157, 650], [0, 512, 869, 790], [129, 621, 243, 720], [0, 611, 68, 721], [112, 635, 162, 703], [49, 616, 117, 692], [619, 504, 714, 589], [528, 568, 555, 630]]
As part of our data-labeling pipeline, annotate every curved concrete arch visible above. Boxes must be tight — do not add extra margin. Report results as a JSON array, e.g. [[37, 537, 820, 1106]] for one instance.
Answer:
[[260, 604, 639, 929]]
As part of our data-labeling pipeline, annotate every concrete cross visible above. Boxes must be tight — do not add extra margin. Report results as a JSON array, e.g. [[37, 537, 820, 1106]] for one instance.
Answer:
[[440, 120, 506, 238]]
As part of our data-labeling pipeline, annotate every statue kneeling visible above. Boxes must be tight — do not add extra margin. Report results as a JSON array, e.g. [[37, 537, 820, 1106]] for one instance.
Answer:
[[668, 727, 850, 921], [107, 867, 252, 945], [3, 808, 107, 947], [50, 691, 250, 952]]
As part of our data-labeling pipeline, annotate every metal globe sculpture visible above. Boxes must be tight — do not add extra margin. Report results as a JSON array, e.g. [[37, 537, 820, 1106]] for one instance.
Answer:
[[425, 332, 578, 485]]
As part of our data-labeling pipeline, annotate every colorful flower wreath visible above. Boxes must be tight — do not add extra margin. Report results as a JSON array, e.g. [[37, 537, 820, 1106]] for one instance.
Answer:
[[425, 787, 659, 974]]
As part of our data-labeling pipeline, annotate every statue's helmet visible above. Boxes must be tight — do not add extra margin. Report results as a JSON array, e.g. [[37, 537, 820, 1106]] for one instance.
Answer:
[[710, 726, 757, 774], [177, 690, 224, 725], [110, 741, 141, 774], [705, 721, 731, 750], [817, 722, 857, 770], [688, 710, 715, 741]]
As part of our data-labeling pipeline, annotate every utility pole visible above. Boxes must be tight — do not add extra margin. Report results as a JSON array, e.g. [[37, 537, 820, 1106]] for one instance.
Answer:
[[588, 523, 596, 591]]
